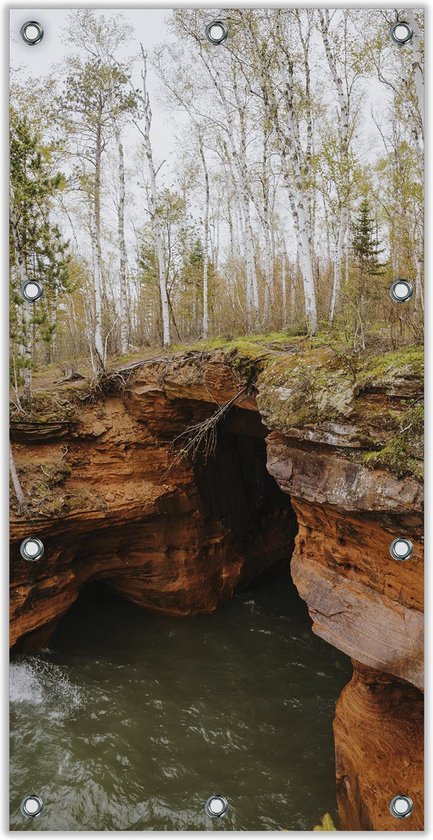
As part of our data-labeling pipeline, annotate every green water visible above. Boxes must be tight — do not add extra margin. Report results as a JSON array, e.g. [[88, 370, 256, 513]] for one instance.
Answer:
[[10, 573, 351, 831]]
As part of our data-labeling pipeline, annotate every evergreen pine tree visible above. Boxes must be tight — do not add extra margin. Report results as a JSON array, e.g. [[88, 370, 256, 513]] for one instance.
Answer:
[[10, 110, 70, 401], [351, 198, 384, 277], [348, 198, 385, 351]]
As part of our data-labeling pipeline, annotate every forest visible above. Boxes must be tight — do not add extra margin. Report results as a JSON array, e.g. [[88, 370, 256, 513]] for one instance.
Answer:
[[10, 8, 424, 404]]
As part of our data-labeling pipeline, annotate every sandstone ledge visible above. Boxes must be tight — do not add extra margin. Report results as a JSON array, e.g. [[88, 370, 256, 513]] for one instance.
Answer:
[[10, 342, 424, 830]]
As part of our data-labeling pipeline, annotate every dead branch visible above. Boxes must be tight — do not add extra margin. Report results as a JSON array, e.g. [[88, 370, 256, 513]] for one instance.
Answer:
[[9, 443, 29, 517], [167, 386, 248, 472]]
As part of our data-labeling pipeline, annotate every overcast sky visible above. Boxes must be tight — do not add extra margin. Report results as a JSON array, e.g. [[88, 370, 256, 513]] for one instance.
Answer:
[[10, 7, 388, 167], [10, 8, 169, 62], [9, 8, 394, 259], [10, 9, 179, 163]]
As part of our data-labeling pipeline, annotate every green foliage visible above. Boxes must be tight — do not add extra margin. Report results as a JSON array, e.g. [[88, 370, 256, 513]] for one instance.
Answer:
[[138, 235, 159, 289], [9, 111, 70, 282], [351, 198, 384, 277], [357, 345, 423, 386], [362, 403, 423, 479], [9, 109, 71, 384], [190, 331, 307, 351], [335, 196, 388, 351], [313, 813, 337, 831], [60, 58, 136, 136], [188, 239, 204, 268]]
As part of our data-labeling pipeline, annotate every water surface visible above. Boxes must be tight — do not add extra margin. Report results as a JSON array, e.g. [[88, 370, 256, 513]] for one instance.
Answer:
[[10, 573, 351, 830]]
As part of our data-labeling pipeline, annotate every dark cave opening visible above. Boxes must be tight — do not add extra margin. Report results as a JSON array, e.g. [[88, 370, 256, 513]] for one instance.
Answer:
[[42, 402, 300, 644], [192, 405, 298, 592], [13, 403, 299, 652]]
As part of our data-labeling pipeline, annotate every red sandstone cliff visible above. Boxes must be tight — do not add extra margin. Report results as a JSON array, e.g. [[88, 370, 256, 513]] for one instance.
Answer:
[[10, 342, 424, 830]]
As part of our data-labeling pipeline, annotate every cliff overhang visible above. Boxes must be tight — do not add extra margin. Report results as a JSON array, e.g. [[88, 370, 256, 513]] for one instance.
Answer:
[[10, 337, 424, 830]]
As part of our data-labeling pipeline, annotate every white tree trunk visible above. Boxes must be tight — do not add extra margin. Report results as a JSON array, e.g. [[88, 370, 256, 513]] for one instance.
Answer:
[[414, 243, 424, 314], [116, 128, 128, 355], [296, 10, 315, 246], [234, 124, 259, 316], [251, 135, 273, 321], [140, 48, 171, 347], [274, 37, 317, 332], [11, 219, 33, 401], [329, 205, 349, 322], [319, 9, 351, 322], [199, 138, 210, 338], [281, 159, 316, 332], [223, 64, 259, 318], [92, 115, 105, 375], [405, 10, 424, 137], [242, 190, 258, 315], [262, 229, 273, 320], [281, 252, 287, 327], [10, 443, 28, 515]]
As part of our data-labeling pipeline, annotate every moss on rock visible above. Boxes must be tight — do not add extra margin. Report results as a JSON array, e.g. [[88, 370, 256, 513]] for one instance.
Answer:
[[357, 346, 423, 390], [362, 404, 423, 479], [256, 347, 355, 430], [10, 337, 424, 484]]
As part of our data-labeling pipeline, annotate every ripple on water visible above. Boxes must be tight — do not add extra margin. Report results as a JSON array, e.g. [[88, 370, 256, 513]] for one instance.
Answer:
[[9, 575, 352, 831], [10, 657, 83, 712]]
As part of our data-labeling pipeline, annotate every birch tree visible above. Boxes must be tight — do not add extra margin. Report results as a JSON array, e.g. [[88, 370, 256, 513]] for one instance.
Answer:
[[60, 11, 136, 370], [265, 11, 318, 332], [9, 444, 28, 515], [405, 10, 424, 139], [318, 9, 354, 321], [114, 123, 129, 354], [170, 12, 260, 323], [135, 47, 170, 347], [152, 48, 213, 338], [198, 132, 210, 337]]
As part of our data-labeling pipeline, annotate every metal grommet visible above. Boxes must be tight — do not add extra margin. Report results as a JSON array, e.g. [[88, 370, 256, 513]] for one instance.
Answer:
[[390, 21, 413, 45], [205, 795, 228, 818], [389, 279, 413, 303], [205, 20, 228, 45], [390, 537, 413, 562], [20, 538, 45, 562], [390, 795, 413, 819], [20, 21, 44, 45], [20, 794, 44, 818], [20, 279, 43, 302]]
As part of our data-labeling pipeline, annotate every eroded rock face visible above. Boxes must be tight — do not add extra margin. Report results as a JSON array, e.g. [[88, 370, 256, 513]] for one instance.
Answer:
[[10, 346, 423, 830], [260, 353, 424, 830], [334, 663, 424, 831], [266, 432, 423, 513], [10, 390, 295, 649], [265, 436, 423, 689]]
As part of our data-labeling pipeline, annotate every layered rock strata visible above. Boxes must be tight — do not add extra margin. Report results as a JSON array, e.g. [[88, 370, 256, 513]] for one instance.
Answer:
[[10, 392, 294, 648], [257, 343, 423, 831], [10, 343, 423, 830]]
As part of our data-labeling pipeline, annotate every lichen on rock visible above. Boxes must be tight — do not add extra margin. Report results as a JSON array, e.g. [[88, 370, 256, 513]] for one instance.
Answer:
[[257, 347, 356, 431]]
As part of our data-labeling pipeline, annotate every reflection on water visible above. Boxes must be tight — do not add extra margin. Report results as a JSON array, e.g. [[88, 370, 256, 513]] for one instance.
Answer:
[[10, 573, 351, 831]]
